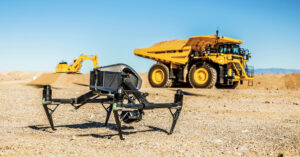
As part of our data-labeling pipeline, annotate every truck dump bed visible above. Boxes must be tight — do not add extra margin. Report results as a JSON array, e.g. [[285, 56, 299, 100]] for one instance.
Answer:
[[134, 35, 243, 65]]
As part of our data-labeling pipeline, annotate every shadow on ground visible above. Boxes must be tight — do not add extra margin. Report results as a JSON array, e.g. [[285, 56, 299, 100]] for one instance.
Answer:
[[28, 121, 169, 139], [77, 126, 169, 139]]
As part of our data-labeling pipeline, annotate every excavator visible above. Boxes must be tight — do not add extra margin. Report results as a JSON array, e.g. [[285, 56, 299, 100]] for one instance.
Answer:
[[56, 55, 100, 73]]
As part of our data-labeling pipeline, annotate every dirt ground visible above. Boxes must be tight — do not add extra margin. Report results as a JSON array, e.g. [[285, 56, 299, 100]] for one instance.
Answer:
[[0, 72, 300, 156]]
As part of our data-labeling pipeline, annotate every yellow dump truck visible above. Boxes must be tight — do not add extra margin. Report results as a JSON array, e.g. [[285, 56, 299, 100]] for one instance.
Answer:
[[56, 55, 99, 73], [134, 32, 254, 89]]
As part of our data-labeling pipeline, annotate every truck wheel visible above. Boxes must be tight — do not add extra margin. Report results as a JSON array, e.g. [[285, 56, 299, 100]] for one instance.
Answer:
[[188, 63, 217, 88], [148, 64, 173, 88], [215, 81, 239, 89]]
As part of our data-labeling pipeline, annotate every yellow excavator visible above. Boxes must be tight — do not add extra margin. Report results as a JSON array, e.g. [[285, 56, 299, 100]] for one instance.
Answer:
[[56, 55, 100, 73]]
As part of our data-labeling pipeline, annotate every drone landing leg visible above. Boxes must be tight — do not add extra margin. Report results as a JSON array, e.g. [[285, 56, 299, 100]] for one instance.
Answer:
[[103, 104, 113, 126], [43, 104, 59, 131], [168, 108, 182, 135], [113, 110, 124, 140]]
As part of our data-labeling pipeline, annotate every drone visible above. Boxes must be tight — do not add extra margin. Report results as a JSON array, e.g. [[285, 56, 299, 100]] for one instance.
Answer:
[[42, 64, 184, 140]]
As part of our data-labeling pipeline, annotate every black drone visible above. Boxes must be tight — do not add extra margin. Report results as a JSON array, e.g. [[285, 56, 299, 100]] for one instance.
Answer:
[[42, 64, 184, 140]]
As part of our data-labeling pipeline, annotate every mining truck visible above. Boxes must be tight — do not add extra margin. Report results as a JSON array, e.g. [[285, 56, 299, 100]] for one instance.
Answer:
[[134, 31, 254, 89]]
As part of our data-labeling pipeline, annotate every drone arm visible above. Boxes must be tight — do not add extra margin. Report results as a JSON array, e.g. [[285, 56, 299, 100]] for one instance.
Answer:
[[122, 77, 183, 110], [123, 102, 179, 110], [43, 86, 113, 105], [123, 77, 150, 106]]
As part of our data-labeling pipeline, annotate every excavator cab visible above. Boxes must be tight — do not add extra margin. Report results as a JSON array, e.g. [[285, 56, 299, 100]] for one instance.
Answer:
[[56, 61, 70, 73]]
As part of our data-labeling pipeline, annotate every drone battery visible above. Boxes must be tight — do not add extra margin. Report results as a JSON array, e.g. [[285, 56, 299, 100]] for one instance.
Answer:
[[90, 70, 122, 92]]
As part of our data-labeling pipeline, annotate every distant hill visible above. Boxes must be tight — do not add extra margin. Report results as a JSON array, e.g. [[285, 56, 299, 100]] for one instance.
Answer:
[[255, 68, 300, 74]]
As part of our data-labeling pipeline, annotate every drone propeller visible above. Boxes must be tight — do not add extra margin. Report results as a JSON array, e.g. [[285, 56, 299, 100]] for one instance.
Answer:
[[73, 82, 89, 87], [28, 84, 62, 89]]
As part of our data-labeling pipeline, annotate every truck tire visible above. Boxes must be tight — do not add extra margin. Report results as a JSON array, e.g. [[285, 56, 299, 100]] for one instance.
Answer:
[[188, 63, 217, 88], [148, 64, 173, 88], [215, 81, 239, 89]]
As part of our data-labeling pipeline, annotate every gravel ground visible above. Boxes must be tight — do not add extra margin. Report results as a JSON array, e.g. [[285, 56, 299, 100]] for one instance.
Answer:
[[0, 84, 299, 156]]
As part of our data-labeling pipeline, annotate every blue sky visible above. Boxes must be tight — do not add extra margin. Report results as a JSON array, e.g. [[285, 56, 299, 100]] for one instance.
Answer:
[[0, 0, 299, 73]]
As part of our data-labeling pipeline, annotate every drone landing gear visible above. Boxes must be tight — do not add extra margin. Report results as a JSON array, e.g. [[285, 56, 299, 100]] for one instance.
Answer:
[[102, 104, 113, 126], [42, 102, 114, 131], [169, 108, 182, 135], [42, 103, 59, 131], [113, 110, 125, 140], [112, 107, 182, 140]]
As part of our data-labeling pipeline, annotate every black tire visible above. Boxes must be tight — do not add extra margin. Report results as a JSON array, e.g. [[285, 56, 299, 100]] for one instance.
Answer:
[[188, 63, 217, 88], [215, 81, 239, 89], [148, 64, 173, 88]]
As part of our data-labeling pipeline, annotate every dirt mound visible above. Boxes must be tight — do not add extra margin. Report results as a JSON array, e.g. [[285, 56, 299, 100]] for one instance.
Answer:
[[238, 73, 300, 90], [28, 72, 148, 88], [283, 73, 300, 90], [238, 74, 286, 90], [28, 73, 150, 88], [0, 71, 42, 81], [28, 73, 60, 86], [139, 73, 151, 88], [28, 73, 90, 87], [150, 39, 187, 48]]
